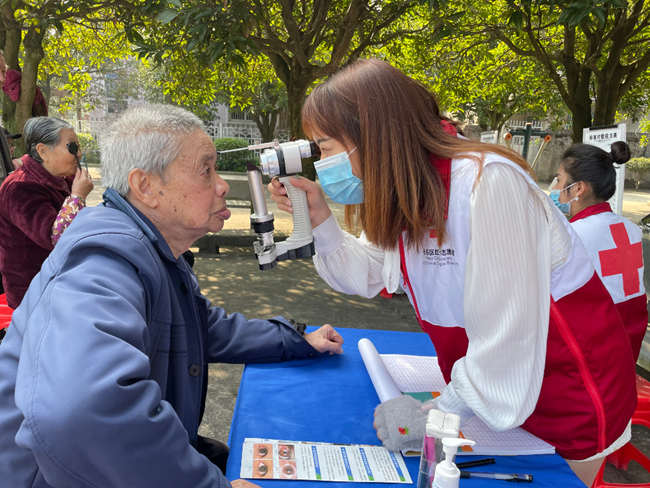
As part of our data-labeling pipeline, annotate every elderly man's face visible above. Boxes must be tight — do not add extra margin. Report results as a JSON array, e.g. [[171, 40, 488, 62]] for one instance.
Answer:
[[156, 130, 231, 240]]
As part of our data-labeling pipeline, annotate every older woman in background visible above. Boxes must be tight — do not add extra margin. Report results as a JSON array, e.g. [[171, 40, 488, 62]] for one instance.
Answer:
[[0, 117, 93, 309]]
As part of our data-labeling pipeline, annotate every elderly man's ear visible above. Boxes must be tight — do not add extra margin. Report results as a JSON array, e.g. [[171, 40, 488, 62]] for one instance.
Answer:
[[128, 168, 162, 208]]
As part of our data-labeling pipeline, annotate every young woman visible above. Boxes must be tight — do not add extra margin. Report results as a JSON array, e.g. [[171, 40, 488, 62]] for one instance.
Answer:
[[552, 142, 646, 361], [269, 59, 636, 485]]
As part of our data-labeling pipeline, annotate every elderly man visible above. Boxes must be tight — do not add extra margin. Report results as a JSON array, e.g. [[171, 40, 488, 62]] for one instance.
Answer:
[[0, 104, 344, 488]]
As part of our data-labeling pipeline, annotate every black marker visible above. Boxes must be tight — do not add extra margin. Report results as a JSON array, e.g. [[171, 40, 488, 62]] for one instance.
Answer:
[[460, 472, 533, 483], [456, 458, 495, 469]]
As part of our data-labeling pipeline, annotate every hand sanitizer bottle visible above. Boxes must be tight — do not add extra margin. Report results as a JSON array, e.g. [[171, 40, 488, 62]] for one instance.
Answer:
[[417, 410, 460, 488], [433, 438, 476, 488]]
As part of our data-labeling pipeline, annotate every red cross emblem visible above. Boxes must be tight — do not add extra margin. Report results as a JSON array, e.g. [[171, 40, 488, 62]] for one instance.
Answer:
[[429, 229, 437, 239], [598, 222, 643, 297]]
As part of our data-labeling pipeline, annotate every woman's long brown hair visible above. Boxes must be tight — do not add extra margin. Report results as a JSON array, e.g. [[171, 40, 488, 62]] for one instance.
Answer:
[[302, 58, 532, 250]]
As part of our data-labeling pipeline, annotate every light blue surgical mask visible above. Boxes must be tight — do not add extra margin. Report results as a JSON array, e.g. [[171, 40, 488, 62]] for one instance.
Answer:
[[550, 181, 578, 214], [314, 147, 363, 205]]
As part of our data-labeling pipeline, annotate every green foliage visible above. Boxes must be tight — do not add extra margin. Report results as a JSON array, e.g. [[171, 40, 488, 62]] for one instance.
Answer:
[[77, 133, 97, 150], [214, 138, 252, 172], [626, 158, 650, 190], [1, 0, 142, 136], [127, 0, 430, 137], [42, 21, 134, 115], [419, 0, 650, 140], [377, 13, 568, 133]]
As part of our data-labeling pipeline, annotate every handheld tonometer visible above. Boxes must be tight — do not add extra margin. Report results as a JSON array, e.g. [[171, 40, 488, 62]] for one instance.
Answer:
[[218, 139, 319, 270]]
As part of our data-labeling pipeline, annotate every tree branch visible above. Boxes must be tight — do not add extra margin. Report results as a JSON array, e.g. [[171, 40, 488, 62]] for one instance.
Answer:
[[620, 48, 650, 96], [303, 0, 331, 54], [248, 35, 292, 60], [338, 0, 419, 66], [314, 0, 367, 76], [278, 0, 311, 69], [580, 19, 603, 81]]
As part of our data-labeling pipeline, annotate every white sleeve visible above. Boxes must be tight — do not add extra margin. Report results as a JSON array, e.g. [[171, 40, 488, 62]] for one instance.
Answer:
[[312, 212, 388, 298], [435, 163, 551, 431]]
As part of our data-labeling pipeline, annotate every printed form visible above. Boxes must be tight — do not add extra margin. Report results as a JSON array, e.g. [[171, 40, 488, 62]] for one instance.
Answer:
[[240, 438, 412, 483], [378, 353, 555, 455]]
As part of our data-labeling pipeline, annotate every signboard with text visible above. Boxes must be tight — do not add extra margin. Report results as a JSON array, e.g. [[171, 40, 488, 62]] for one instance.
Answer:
[[480, 130, 500, 144], [582, 124, 627, 215]]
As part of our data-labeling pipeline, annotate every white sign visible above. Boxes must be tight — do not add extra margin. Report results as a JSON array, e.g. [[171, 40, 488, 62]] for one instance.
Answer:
[[582, 124, 626, 215], [480, 130, 500, 144]]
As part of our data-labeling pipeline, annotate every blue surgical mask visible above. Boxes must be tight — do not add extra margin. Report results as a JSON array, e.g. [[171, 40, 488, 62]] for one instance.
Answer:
[[314, 148, 363, 205], [550, 182, 578, 214]]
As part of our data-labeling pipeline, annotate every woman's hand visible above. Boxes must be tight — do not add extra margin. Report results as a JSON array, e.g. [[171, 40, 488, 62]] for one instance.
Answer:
[[71, 167, 94, 200], [268, 176, 332, 229]]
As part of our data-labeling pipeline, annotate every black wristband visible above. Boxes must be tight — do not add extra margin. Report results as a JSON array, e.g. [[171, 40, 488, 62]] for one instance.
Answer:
[[287, 318, 307, 336]]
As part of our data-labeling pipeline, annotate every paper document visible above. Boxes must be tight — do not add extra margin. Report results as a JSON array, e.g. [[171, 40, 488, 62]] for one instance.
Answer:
[[359, 339, 555, 456], [240, 438, 412, 483]]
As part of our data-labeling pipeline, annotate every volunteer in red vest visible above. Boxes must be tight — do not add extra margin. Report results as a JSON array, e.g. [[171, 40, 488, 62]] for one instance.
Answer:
[[269, 59, 636, 485], [552, 142, 647, 360]]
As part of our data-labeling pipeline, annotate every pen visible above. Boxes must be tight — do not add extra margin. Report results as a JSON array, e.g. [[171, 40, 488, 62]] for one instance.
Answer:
[[460, 472, 533, 483], [456, 458, 496, 469]]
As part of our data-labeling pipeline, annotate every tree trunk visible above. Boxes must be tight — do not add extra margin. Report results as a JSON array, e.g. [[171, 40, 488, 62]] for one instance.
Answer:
[[41, 73, 53, 111], [570, 100, 592, 143], [254, 111, 278, 142], [286, 79, 315, 178], [1, 5, 21, 134], [16, 28, 46, 146], [287, 81, 310, 140], [593, 74, 623, 128]]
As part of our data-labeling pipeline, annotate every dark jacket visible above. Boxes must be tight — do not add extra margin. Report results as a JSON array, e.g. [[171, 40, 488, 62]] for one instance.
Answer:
[[0, 155, 72, 308], [0, 188, 319, 488]]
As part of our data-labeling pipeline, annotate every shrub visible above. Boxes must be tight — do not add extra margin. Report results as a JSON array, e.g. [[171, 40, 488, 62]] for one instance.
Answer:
[[626, 157, 650, 190], [77, 132, 97, 151], [214, 137, 253, 172]]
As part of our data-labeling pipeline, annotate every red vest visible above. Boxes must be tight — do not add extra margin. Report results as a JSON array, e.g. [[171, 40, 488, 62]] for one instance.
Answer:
[[400, 152, 637, 460], [570, 203, 648, 362]]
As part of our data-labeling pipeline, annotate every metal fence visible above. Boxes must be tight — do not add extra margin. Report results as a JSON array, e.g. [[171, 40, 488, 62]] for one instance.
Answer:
[[203, 120, 290, 144], [69, 116, 290, 146]]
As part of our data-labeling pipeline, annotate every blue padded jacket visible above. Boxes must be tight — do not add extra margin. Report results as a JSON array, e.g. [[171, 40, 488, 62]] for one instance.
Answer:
[[0, 189, 319, 488]]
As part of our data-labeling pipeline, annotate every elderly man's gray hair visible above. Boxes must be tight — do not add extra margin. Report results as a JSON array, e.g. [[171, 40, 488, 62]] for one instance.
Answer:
[[101, 104, 205, 197], [24, 117, 74, 163]]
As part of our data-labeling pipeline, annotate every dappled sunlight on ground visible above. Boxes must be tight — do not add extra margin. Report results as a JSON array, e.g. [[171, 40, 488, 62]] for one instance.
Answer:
[[193, 247, 417, 330]]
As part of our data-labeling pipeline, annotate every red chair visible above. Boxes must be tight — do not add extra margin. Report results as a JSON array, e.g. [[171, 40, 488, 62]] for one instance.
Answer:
[[379, 288, 393, 299], [592, 375, 650, 487], [0, 293, 12, 332]]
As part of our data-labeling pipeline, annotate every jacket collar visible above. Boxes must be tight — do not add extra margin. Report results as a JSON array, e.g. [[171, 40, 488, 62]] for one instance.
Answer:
[[570, 202, 612, 223], [102, 188, 178, 263], [428, 120, 457, 220], [21, 154, 71, 193]]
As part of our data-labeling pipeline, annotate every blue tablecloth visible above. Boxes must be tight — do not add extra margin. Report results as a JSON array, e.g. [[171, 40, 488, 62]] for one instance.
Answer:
[[226, 327, 585, 487]]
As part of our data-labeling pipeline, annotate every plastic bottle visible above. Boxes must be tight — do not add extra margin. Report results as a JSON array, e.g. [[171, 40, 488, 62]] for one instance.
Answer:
[[416, 409, 460, 488], [433, 438, 476, 488]]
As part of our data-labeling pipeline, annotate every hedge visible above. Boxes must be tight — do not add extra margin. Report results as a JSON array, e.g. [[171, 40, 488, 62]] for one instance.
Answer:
[[214, 138, 253, 172], [626, 157, 650, 190]]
